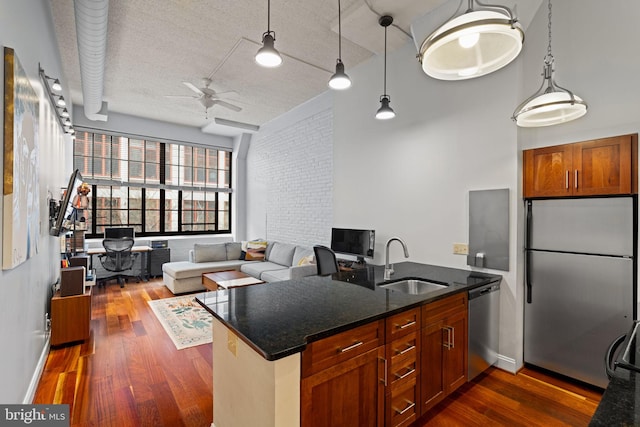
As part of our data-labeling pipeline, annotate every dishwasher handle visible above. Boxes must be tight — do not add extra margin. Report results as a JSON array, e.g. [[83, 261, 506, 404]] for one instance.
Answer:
[[468, 282, 500, 300]]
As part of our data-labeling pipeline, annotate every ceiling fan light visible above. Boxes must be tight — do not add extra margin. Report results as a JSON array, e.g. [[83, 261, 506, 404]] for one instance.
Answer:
[[255, 33, 282, 68], [514, 92, 587, 127], [329, 60, 351, 90], [419, 9, 523, 80], [376, 96, 395, 120]]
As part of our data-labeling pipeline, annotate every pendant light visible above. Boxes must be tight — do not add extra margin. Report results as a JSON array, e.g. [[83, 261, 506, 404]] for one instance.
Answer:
[[512, 0, 587, 127], [376, 16, 395, 120], [255, 0, 282, 67], [418, 0, 523, 80], [328, 0, 351, 90]]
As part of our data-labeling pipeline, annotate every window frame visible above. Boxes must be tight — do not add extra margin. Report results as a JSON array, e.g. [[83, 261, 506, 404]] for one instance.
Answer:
[[74, 129, 232, 239]]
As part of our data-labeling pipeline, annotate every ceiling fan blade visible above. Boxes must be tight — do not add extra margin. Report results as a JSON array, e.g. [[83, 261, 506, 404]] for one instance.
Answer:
[[182, 81, 204, 95], [164, 95, 199, 99], [213, 100, 242, 112]]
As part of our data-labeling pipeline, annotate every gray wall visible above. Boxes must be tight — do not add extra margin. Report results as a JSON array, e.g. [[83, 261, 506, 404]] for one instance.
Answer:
[[0, 0, 71, 403]]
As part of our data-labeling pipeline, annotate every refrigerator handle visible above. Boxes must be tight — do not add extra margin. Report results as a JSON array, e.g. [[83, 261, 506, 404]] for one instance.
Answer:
[[526, 200, 533, 304]]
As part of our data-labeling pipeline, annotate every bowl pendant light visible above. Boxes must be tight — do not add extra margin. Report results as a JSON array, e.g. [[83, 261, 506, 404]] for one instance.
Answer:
[[376, 16, 395, 120], [418, 0, 524, 80], [329, 0, 351, 90], [255, 0, 283, 67], [512, 0, 587, 127]]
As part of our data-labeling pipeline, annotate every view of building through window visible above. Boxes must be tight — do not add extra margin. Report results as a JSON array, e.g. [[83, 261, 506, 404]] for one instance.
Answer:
[[73, 130, 231, 238]]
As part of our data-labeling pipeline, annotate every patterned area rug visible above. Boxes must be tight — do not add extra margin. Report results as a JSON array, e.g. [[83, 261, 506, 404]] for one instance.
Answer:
[[148, 295, 213, 350]]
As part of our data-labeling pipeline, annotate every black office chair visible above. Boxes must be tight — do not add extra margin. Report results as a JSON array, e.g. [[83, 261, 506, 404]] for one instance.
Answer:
[[314, 245, 339, 276], [98, 237, 140, 288]]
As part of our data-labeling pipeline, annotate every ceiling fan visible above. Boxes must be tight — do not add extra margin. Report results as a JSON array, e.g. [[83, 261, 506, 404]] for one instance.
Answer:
[[165, 78, 242, 118]]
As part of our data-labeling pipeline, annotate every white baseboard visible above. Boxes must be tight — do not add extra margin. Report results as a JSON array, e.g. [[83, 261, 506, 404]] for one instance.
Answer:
[[24, 335, 50, 403], [496, 354, 517, 374]]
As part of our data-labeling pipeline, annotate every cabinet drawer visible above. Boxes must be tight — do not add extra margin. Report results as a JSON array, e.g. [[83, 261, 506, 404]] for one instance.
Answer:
[[302, 320, 384, 377], [422, 293, 467, 326], [389, 349, 418, 389], [388, 378, 419, 427], [386, 308, 420, 341]]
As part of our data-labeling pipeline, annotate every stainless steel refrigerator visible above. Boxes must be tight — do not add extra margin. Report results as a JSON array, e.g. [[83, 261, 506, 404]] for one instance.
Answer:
[[524, 197, 636, 388]]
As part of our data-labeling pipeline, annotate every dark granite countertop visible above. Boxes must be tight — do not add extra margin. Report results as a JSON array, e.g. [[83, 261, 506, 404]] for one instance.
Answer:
[[590, 369, 640, 426], [196, 261, 501, 361]]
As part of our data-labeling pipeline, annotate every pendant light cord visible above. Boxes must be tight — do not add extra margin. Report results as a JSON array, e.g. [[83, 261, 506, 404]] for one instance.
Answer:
[[267, 0, 271, 32], [545, 0, 553, 64], [383, 24, 387, 95], [338, 0, 342, 60]]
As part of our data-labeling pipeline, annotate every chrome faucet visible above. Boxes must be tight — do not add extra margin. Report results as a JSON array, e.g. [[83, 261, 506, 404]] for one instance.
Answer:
[[384, 237, 410, 280]]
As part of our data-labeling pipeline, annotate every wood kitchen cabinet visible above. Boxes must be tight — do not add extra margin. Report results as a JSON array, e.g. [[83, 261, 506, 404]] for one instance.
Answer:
[[523, 134, 638, 198], [385, 308, 421, 427], [420, 293, 468, 415], [301, 320, 385, 427]]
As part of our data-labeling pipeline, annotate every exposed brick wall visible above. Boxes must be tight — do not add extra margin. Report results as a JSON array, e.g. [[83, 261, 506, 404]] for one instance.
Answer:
[[247, 108, 333, 247]]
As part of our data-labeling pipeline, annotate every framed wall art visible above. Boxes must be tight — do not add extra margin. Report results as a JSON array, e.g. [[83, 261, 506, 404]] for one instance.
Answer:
[[3, 47, 39, 270]]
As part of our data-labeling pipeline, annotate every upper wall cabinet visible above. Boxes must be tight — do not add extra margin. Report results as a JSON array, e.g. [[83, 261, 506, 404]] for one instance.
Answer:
[[523, 134, 638, 198]]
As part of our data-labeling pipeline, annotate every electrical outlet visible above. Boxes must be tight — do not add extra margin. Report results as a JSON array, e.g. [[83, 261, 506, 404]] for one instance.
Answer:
[[453, 243, 469, 255]]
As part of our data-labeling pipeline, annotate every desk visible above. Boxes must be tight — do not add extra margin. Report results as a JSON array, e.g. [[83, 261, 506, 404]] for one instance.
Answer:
[[87, 245, 152, 281]]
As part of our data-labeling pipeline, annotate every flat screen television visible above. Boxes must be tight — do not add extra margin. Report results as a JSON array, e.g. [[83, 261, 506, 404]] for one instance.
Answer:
[[49, 169, 83, 236], [330, 228, 375, 262], [104, 227, 135, 239]]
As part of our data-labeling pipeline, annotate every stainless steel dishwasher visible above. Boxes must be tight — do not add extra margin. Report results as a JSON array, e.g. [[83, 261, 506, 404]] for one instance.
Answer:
[[468, 281, 501, 381]]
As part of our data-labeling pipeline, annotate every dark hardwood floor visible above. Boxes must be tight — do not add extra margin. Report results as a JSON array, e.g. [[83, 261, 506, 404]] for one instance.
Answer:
[[34, 278, 601, 426]]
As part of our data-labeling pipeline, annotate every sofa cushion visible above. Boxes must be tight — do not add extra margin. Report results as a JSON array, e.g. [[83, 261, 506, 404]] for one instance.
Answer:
[[293, 246, 314, 266], [226, 242, 242, 260], [260, 268, 292, 283], [163, 260, 249, 280], [267, 242, 296, 266], [193, 243, 227, 263], [240, 261, 287, 279]]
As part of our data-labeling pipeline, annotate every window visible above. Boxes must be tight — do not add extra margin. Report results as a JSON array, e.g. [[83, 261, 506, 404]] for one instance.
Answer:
[[74, 130, 232, 238]]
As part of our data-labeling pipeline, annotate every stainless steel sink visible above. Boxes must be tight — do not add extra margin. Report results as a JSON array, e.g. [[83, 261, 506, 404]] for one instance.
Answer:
[[378, 279, 448, 295]]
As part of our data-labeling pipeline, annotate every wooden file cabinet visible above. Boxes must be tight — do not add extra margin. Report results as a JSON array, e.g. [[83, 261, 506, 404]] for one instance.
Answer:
[[50, 285, 92, 346]]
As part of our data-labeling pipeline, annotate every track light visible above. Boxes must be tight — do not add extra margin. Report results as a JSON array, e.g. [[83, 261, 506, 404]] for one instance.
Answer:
[[329, 0, 351, 90], [256, 0, 282, 67], [418, 0, 523, 80], [512, 0, 587, 127], [376, 16, 395, 120], [39, 65, 72, 134]]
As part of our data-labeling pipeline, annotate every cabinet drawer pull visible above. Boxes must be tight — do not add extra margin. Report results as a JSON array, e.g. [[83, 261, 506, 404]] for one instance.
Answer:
[[394, 367, 416, 380], [397, 320, 416, 330], [395, 401, 415, 415], [339, 341, 363, 353], [396, 344, 416, 355]]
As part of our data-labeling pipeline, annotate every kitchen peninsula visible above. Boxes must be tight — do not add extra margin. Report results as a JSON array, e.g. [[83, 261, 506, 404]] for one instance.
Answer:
[[197, 262, 501, 426]]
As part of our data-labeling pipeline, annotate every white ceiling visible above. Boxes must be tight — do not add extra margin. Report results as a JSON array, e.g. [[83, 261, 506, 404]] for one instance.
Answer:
[[49, 0, 450, 134]]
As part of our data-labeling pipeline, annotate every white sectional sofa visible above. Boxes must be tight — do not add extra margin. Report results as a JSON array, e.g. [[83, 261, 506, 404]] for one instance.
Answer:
[[162, 241, 317, 294]]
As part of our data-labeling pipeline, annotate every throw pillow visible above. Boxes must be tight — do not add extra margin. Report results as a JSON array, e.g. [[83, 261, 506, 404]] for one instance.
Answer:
[[245, 240, 267, 261], [226, 242, 242, 260], [298, 255, 315, 266], [193, 243, 227, 263]]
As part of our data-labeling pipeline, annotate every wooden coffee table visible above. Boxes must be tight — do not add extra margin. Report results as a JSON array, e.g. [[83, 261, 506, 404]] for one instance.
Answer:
[[202, 270, 264, 291]]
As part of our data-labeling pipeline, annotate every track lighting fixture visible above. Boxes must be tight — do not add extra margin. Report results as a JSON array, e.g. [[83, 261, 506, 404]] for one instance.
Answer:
[[418, 0, 524, 80], [328, 0, 351, 90], [255, 0, 282, 67], [376, 16, 395, 120], [512, 0, 587, 127], [39, 65, 73, 135]]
